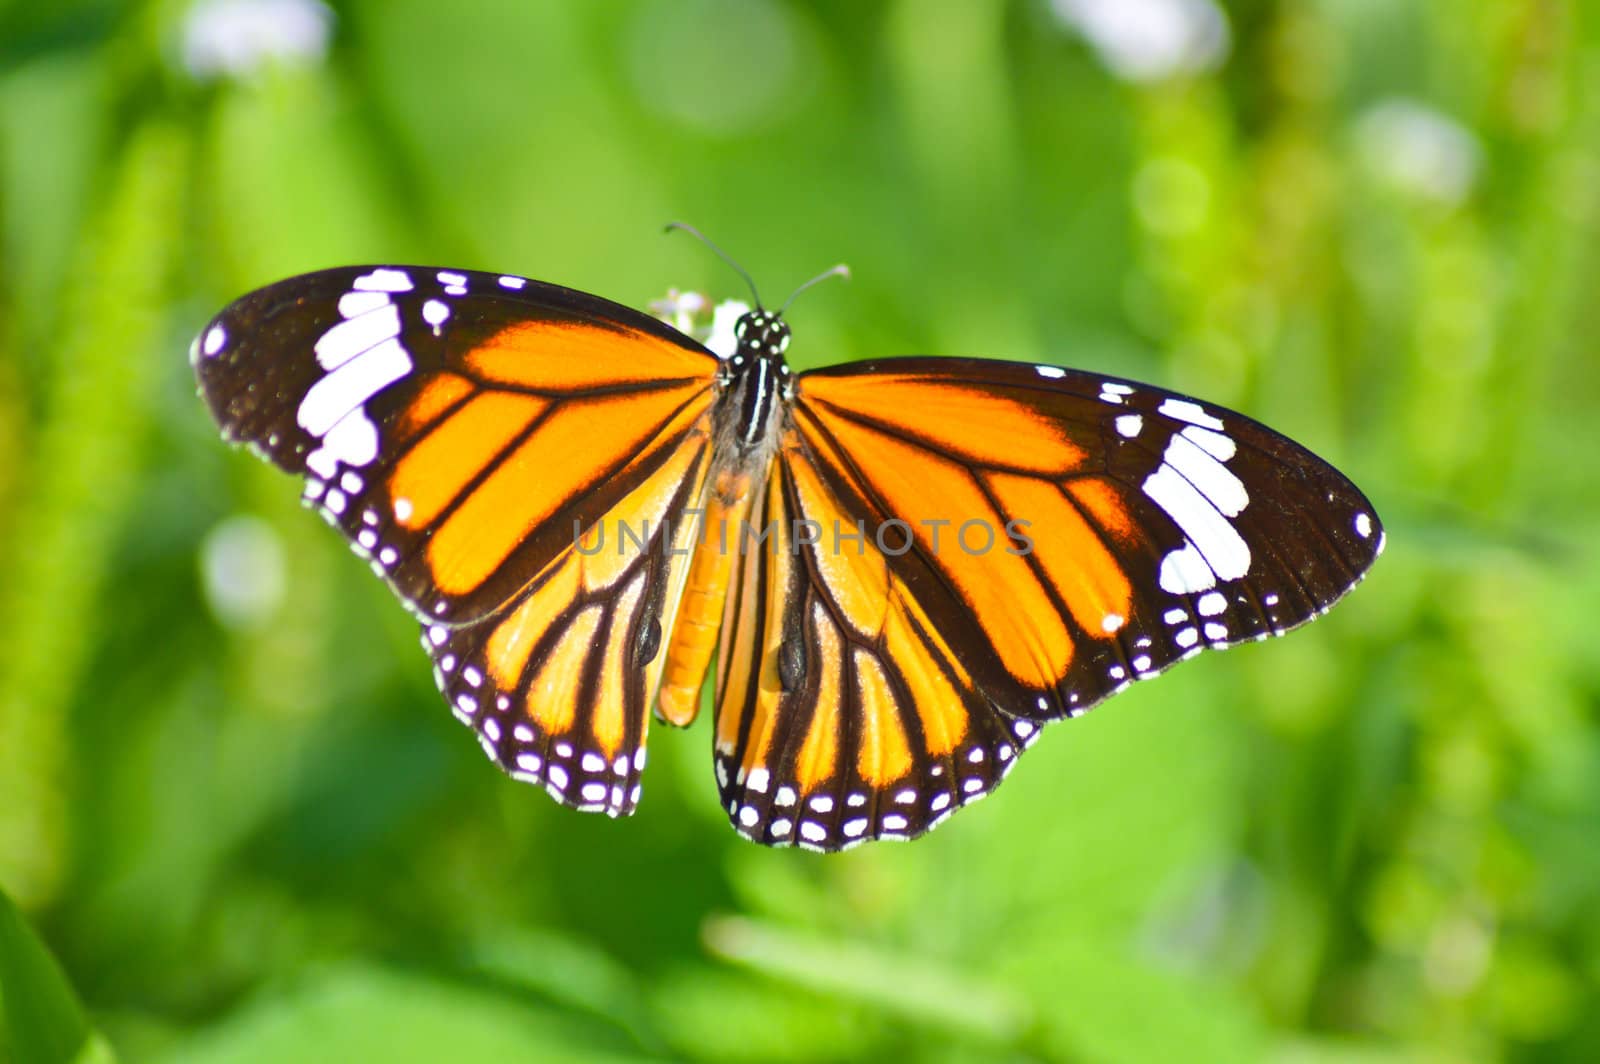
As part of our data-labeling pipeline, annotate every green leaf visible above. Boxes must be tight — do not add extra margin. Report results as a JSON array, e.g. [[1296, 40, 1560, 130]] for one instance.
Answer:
[[0, 882, 110, 1064]]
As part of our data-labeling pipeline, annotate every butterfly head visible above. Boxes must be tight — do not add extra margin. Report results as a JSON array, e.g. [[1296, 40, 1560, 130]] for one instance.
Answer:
[[733, 309, 790, 360]]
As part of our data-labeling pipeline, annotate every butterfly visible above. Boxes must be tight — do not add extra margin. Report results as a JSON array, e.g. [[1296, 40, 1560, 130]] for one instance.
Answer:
[[192, 251, 1383, 852]]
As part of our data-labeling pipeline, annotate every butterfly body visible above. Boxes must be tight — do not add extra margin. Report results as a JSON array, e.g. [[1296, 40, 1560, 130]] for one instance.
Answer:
[[194, 263, 1383, 851]]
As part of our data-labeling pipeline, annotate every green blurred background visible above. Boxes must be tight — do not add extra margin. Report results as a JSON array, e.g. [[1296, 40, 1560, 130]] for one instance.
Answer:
[[2, 1, 1597, 1061]]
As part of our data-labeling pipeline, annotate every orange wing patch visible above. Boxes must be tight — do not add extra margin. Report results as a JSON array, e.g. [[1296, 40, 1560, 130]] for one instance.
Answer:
[[793, 604, 843, 793], [1069, 477, 1138, 542], [396, 371, 475, 438], [468, 320, 712, 389], [785, 452, 889, 637], [801, 375, 1087, 475], [796, 406, 1076, 686], [985, 471, 1132, 638], [392, 390, 548, 531], [853, 650, 912, 785], [424, 382, 706, 596], [577, 433, 709, 594], [525, 605, 603, 735], [883, 594, 969, 757], [591, 574, 647, 757], [484, 560, 582, 690]]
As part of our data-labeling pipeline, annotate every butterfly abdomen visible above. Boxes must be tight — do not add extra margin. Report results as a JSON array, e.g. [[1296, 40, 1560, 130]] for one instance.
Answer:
[[656, 470, 756, 727]]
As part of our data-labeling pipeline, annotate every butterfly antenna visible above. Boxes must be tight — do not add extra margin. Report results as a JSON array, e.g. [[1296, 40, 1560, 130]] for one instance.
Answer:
[[779, 263, 850, 314], [664, 222, 764, 310]]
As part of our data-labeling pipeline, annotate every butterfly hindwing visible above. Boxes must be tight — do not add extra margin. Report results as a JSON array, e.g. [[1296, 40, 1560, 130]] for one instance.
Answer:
[[420, 429, 713, 814], [712, 436, 1027, 851], [194, 265, 721, 814]]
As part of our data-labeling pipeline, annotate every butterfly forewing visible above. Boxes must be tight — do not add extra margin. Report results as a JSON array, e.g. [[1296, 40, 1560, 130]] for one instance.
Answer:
[[193, 265, 719, 624], [194, 265, 721, 815]]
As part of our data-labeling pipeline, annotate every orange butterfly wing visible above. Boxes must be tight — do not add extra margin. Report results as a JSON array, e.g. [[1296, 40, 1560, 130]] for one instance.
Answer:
[[713, 358, 1382, 849], [195, 266, 719, 813]]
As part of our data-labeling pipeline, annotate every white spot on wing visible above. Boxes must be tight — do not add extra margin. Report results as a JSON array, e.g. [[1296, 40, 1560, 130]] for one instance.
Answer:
[[1158, 542, 1218, 594], [1145, 458, 1249, 584], [1180, 424, 1236, 460], [313, 303, 400, 370], [203, 324, 226, 356], [422, 298, 450, 331], [338, 290, 389, 318], [1355, 512, 1372, 538], [1036, 365, 1066, 379], [1158, 397, 1224, 429], [1115, 414, 1143, 437], [352, 268, 413, 293], [1164, 432, 1248, 517], [323, 407, 381, 468], [297, 338, 411, 436]]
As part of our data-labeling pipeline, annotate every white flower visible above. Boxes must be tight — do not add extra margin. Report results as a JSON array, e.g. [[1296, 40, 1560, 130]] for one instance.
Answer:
[[182, 0, 333, 80], [650, 289, 751, 360], [705, 299, 752, 360], [1050, 0, 1230, 83], [648, 289, 711, 337]]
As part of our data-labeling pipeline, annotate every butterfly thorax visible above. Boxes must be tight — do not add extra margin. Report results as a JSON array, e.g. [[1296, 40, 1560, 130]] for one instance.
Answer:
[[717, 309, 792, 456]]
